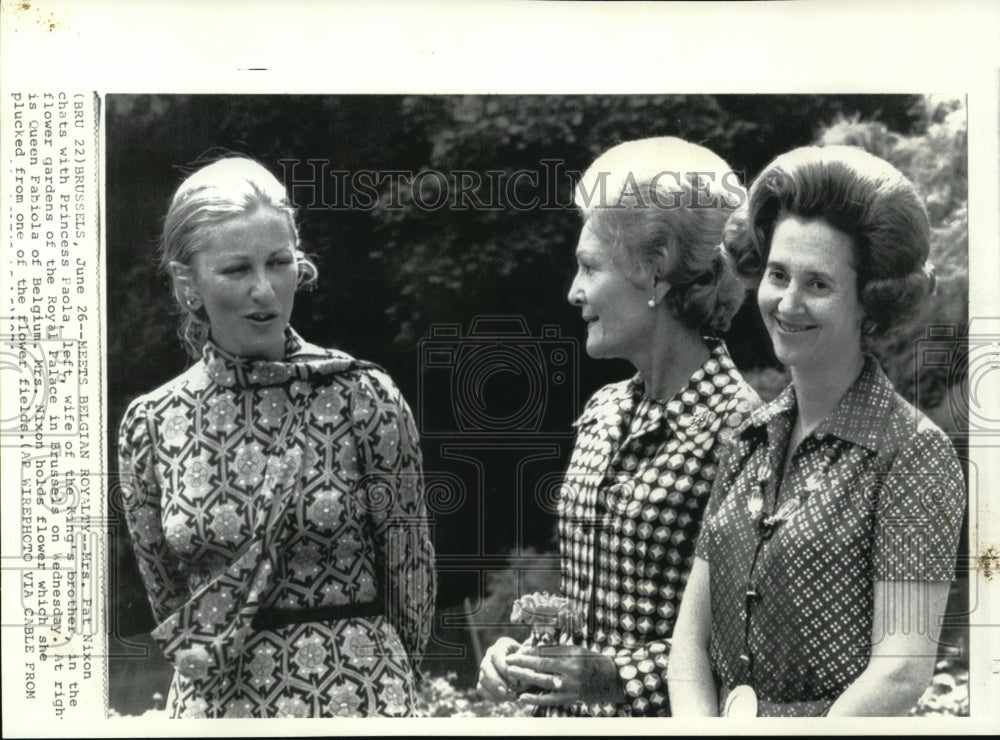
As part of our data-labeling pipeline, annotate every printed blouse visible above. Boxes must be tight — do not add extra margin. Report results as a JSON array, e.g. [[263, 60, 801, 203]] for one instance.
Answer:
[[696, 355, 965, 710], [551, 339, 760, 716]]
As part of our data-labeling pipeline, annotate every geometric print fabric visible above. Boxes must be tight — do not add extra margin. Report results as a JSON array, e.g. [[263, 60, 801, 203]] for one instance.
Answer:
[[550, 340, 760, 716], [118, 329, 435, 717], [697, 355, 965, 712]]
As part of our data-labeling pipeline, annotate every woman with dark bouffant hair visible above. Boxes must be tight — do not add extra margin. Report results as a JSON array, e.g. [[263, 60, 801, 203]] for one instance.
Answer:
[[118, 157, 435, 717], [669, 145, 965, 717], [477, 137, 761, 716]]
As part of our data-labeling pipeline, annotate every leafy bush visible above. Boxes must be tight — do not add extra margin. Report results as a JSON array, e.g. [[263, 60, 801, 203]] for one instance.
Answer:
[[414, 672, 532, 717], [910, 659, 970, 716], [109, 662, 969, 718]]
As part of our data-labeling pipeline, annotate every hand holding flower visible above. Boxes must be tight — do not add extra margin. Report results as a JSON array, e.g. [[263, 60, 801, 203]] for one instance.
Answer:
[[477, 636, 523, 702], [503, 592, 620, 706], [506, 643, 624, 707]]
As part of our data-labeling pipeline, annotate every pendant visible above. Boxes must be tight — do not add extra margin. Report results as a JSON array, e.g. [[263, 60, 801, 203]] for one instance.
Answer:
[[804, 471, 825, 492], [772, 495, 802, 524], [722, 684, 759, 718], [755, 461, 772, 483], [747, 460, 770, 525]]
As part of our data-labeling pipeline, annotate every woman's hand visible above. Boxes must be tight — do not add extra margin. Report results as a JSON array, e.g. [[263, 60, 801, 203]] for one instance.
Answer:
[[505, 644, 624, 707], [477, 637, 523, 702]]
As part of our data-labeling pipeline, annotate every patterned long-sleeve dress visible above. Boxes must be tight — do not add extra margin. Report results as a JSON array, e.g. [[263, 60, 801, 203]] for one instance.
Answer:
[[118, 329, 436, 718], [549, 339, 760, 716]]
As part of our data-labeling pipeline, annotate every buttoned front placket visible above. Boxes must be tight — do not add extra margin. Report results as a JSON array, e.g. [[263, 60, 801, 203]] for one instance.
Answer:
[[733, 412, 790, 685], [739, 421, 854, 688], [595, 397, 672, 646], [554, 342, 761, 716]]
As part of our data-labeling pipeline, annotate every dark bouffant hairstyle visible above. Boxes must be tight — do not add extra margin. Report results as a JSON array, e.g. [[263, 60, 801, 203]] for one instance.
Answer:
[[730, 145, 934, 335]]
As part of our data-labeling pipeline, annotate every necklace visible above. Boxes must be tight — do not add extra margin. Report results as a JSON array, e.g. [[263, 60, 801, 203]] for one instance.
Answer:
[[731, 441, 838, 706], [747, 445, 836, 537]]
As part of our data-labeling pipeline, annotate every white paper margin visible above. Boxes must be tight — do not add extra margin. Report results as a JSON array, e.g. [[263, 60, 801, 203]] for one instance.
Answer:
[[1, 0, 998, 736]]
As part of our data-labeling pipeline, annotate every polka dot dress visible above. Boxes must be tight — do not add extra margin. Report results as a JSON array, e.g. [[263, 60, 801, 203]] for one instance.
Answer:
[[697, 356, 965, 711], [549, 340, 760, 716]]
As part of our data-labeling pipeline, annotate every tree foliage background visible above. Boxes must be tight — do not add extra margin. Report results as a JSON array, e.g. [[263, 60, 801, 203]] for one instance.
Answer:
[[106, 94, 969, 713]]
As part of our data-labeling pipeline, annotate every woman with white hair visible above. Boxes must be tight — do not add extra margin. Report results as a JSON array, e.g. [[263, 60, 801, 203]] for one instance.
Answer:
[[478, 137, 760, 716]]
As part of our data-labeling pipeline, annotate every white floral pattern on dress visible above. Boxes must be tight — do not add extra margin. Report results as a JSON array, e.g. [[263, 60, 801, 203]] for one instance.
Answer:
[[209, 503, 244, 544], [248, 363, 292, 387], [328, 683, 363, 717], [256, 388, 286, 428], [164, 517, 195, 556], [288, 542, 322, 580], [205, 392, 238, 434], [206, 358, 235, 387], [223, 698, 254, 718], [292, 633, 329, 677], [180, 451, 213, 496], [161, 407, 190, 449], [232, 442, 266, 489], [275, 695, 309, 718], [175, 646, 211, 681], [311, 385, 341, 424], [342, 625, 378, 668], [268, 449, 301, 486], [380, 676, 409, 716], [194, 590, 235, 628], [321, 580, 350, 606], [248, 644, 278, 690], [307, 490, 342, 530], [118, 329, 435, 718]]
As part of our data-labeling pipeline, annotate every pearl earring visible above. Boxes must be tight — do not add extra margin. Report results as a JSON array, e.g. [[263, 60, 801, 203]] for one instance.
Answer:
[[647, 298, 656, 308]]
